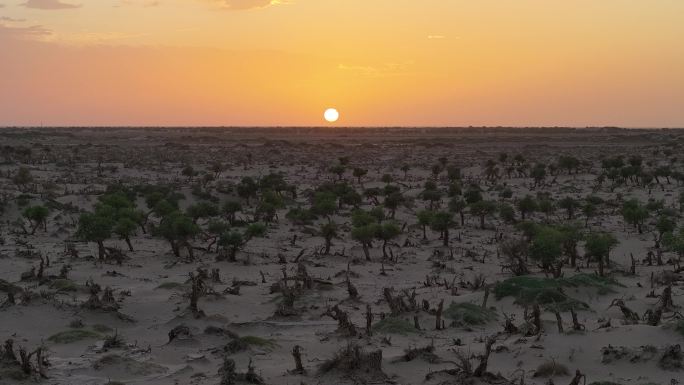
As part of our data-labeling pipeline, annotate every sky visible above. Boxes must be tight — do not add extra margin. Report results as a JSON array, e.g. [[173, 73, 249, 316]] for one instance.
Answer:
[[1, 0, 683, 127]]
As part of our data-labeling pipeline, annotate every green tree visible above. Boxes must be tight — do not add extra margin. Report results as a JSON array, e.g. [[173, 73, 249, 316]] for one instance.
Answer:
[[448, 197, 467, 226], [312, 191, 337, 219], [22, 205, 49, 234], [469, 200, 498, 229], [352, 224, 378, 261], [330, 164, 346, 181], [621, 199, 649, 234], [417, 210, 434, 240], [558, 223, 583, 268], [377, 222, 401, 259], [114, 216, 138, 251], [236, 176, 258, 205], [538, 198, 555, 219], [155, 211, 200, 260], [384, 192, 404, 219], [654, 215, 676, 248], [559, 197, 579, 220], [582, 201, 596, 228], [430, 211, 454, 247], [446, 165, 461, 181], [530, 164, 546, 187], [320, 222, 338, 255], [516, 195, 537, 221], [286, 207, 315, 226], [12, 167, 33, 191], [421, 188, 442, 210], [663, 228, 684, 259], [187, 202, 219, 224], [222, 200, 242, 225], [400, 164, 410, 179], [499, 203, 516, 224], [352, 168, 367, 184], [529, 226, 564, 277], [558, 155, 580, 174], [584, 232, 618, 277], [77, 212, 113, 260]]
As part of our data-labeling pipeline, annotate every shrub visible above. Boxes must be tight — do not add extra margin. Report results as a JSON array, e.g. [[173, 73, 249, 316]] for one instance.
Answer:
[[156, 282, 184, 290], [49, 279, 78, 292], [48, 329, 102, 344], [372, 317, 417, 335], [493, 274, 619, 311], [444, 302, 497, 327], [533, 360, 570, 377], [238, 335, 278, 349]]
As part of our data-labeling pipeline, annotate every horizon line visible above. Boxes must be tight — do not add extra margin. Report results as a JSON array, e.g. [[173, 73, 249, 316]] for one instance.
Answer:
[[1, 126, 684, 130]]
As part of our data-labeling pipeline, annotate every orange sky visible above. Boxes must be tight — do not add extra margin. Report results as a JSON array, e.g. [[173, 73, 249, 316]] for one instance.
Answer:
[[1, 0, 683, 127]]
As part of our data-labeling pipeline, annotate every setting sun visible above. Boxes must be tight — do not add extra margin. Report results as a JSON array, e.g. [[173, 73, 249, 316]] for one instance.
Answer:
[[324, 108, 340, 123]]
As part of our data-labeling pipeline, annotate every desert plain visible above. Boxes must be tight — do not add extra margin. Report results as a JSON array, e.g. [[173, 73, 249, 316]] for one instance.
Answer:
[[1, 127, 683, 385]]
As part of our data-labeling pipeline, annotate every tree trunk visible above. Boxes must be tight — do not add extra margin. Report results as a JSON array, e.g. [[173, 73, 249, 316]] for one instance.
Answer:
[[325, 238, 332, 255], [554, 310, 564, 333], [443, 228, 449, 247], [97, 240, 106, 261], [365, 304, 373, 336], [170, 241, 180, 258], [362, 243, 371, 261], [124, 236, 134, 252], [435, 299, 444, 330]]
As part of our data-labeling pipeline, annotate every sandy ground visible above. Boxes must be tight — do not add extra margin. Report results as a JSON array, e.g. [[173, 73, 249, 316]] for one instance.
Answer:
[[0, 127, 683, 385]]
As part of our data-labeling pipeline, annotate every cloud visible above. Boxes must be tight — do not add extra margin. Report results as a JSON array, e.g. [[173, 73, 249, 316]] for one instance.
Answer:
[[338, 62, 413, 78], [215, 0, 281, 11], [1, 17, 27, 22], [22, 0, 81, 10], [0, 23, 52, 40]]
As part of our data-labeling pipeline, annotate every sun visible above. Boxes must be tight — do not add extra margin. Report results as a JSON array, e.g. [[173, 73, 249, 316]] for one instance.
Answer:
[[324, 108, 339, 123]]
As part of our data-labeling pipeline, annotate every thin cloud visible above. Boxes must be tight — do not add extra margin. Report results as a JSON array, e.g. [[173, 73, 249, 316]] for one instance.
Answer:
[[0, 23, 52, 39], [0, 16, 27, 22], [338, 62, 413, 78], [215, 0, 283, 11], [22, 0, 81, 10]]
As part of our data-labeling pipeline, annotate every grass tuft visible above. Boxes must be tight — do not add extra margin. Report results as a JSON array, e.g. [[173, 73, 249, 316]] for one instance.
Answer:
[[238, 335, 278, 349], [49, 279, 79, 292], [48, 329, 102, 344], [372, 317, 417, 335], [156, 281, 184, 290], [493, 273, 619, 311], [444, 302, 497, 327], [533, 360, 570, 377]]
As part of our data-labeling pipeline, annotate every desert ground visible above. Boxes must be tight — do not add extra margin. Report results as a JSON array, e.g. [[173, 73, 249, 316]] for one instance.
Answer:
[[1, 127, 683, 385]]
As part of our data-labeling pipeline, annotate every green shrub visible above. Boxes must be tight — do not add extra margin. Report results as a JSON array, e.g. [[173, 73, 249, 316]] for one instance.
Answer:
[[48, 329, 101, 344], [238, 335, 278, 349], [156, 282, 184, 290], [444, 302, 497, 327], [49, 279, 78, 292], [92, 324, 114, 333], [533, 360, 570, 377], [674, 320, 684, 336], [372, 317, 417, 335], [493, 274, 618, 311], [588, 382, 623, 385]]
